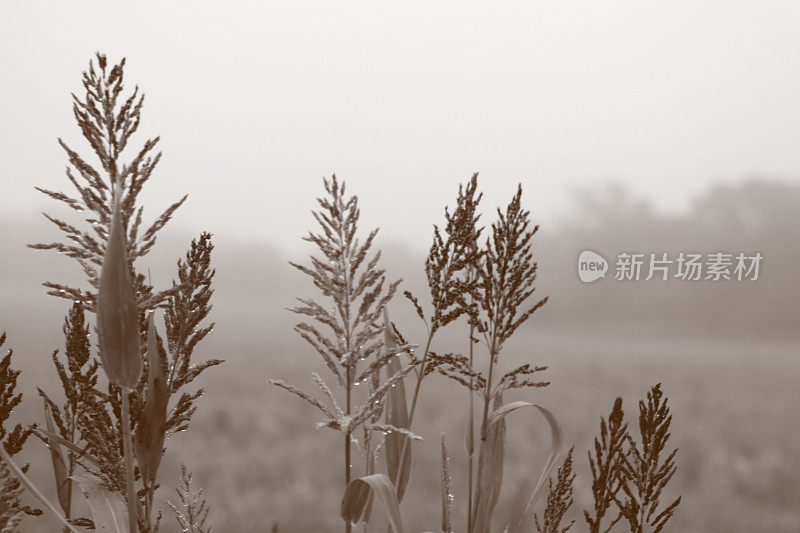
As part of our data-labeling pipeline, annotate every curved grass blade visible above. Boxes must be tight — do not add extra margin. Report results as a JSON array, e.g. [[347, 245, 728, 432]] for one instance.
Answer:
[[71, 471, 128, 532], [33, 427, 102, 470], [0, 445, 79, 533], [341, 473, 404, 533], [361, 440, 376, 524], [472, 394, 506, 533], [134, 312, 169, 485], [484, 401, 563, 523], [465, 403, 474, 459], [43, 400, 71, 514], [382, 307, 411, 501]]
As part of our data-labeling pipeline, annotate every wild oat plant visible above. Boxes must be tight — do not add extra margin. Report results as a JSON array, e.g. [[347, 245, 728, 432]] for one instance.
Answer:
[[270, 175, 417, 533], [616, 384, 681, 533], [0, 53, 220, 533], [582, 386, 681, 533]]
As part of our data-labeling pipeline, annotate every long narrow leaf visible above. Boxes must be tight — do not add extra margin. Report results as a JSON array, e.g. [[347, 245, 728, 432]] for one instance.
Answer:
[[0, 445, 79, 533], [465, 403, 474, 459], [43, 400, 72, 514], [71, 472, 129, 532], [361, 439, 376, 524], [473, 394, 506, 533], [134, 312, 169, 485], [341, 473, 404, 533], [484, 401, 563, 521], [33, 427, 102, 470], [382, 307, 411, 501], [96, 185, 142, 389]]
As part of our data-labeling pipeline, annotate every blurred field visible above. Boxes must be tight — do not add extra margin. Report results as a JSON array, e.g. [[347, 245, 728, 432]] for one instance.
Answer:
[[14, 326, 799, 532], [185, 331, 800, 532]]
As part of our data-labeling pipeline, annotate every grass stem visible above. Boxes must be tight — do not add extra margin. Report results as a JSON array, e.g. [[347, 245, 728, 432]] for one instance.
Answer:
[[121, 390, 138, 533], [467, 321, 475, 533], [345, 358, 352, 533], [344, 431, 352, 533]]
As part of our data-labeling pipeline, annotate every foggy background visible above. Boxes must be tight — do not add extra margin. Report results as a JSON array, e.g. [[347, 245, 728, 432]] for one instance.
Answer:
[[2, 2, 799, 532]]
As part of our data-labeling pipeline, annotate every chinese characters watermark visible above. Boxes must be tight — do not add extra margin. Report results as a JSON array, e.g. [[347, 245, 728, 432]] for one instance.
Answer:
[[578, 251, 762, 283]]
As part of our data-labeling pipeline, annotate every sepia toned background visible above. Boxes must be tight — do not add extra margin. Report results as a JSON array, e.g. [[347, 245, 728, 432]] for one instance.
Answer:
[[2, 2, 799, 531]]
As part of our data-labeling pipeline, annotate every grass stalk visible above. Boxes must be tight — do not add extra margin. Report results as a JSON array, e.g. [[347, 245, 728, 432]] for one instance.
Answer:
[[479, 338, 497, 441], [466, 321, 475, 533], [121, 390, 138, 533], [344, 430, 352, 533], [64, 403, 77, 533], [471, 333, 497, 530], [343, 237, 353, 533], [343, 353, 353, 533], [345, 359, 352, 533], [144, 482, 152, 530]]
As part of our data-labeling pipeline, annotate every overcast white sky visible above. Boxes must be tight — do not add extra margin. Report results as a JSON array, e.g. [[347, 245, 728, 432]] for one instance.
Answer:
[[2, 1, 799, 254]]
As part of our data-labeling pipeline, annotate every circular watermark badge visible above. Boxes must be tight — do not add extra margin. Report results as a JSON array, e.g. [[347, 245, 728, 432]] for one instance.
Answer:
[[577, 250, 608, 283]]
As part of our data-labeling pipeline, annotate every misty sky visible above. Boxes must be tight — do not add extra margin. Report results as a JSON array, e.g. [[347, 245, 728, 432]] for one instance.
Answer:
[[2, 1, 799, 254]]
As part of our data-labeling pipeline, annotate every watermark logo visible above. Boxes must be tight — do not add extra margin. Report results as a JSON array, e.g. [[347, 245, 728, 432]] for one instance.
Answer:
[[578, 250, 763, 283], [578, 250, 608, 283]]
